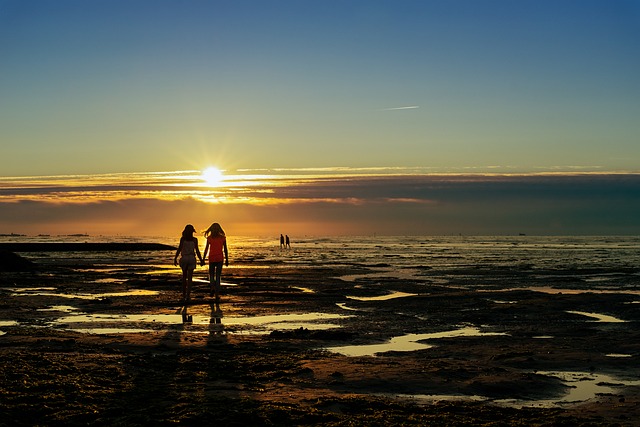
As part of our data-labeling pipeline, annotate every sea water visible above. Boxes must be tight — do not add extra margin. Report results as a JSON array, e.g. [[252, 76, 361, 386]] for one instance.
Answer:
[[3, 235, 640, 291]]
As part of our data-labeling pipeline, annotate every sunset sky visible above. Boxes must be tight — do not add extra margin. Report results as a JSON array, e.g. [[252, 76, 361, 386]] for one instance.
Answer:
[[1, 1, 639, 237]]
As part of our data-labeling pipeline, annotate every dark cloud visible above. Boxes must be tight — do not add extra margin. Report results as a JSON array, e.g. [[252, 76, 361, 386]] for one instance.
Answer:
[[1, 174, 639, 236]]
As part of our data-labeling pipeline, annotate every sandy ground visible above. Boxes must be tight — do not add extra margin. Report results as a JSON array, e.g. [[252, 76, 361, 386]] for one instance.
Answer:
[[1, 253, 640, 426]]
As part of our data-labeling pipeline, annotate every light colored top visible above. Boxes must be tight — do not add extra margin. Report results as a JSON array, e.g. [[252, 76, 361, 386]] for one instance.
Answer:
[[180, 239, 197, 258]]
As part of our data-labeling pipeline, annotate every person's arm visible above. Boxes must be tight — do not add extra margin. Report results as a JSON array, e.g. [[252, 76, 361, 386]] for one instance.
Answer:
[[194, 238, 203, 265], [174, 239, 183, 266], [202, 240, 210, 266], [223, 241, 229, 266]]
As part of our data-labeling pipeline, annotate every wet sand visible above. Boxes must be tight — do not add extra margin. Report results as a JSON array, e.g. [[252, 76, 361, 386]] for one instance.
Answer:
[[1, 252, 640, 426]]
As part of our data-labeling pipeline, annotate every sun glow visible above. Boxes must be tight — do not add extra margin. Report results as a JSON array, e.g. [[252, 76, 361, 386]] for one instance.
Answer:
[[202, 167, 224, 187]]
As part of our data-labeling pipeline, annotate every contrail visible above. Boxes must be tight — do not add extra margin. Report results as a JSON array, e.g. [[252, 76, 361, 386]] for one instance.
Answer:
[[381, 105, 420, 111]]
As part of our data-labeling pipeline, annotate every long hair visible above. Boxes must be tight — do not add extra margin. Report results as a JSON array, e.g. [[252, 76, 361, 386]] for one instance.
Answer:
[[204, 222, 225, 238], [181, 224, 196, 241]]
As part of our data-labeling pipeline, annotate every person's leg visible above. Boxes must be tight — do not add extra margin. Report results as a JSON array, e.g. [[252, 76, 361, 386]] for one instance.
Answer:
[[185, 268, 194, 302], [213, 262, 223, 301], [215, 263, 222, 288], [208, 263, 215, 296], [181, 268, 188, 302]]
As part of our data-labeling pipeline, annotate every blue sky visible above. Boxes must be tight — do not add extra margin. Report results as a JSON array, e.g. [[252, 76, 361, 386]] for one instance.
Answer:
[[2, 0, 639, 175]]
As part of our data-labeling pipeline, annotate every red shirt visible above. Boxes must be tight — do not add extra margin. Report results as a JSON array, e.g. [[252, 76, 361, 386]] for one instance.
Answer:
[[207, 236, 226, 263]]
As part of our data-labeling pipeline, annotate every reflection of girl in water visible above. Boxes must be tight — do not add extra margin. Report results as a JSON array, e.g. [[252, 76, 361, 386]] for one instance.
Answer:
[[174, 224, 203, 303], [203, 222, 228, 303]]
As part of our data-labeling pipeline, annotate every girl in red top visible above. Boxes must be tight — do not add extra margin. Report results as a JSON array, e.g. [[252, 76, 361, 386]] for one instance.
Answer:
[[203, 222, 228, 303]]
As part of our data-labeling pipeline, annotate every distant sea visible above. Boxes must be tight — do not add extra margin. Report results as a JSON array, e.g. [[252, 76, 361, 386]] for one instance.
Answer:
[[3, 235, 640, 292]]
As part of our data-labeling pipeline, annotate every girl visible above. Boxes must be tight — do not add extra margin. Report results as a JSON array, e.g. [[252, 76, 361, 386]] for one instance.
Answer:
[[173, 224, 203, 303], [202, 222, 228, 303]]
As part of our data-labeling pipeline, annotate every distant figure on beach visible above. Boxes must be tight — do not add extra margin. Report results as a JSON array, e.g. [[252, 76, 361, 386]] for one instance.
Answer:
[[280, 234, 285, 248], [203, 222, 228, 303], [173, 224, 203, 303], [285, 235, 291, 249]]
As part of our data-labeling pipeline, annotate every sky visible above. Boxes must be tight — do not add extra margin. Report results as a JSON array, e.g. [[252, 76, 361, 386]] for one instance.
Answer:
[[1, 1, 640, 237]]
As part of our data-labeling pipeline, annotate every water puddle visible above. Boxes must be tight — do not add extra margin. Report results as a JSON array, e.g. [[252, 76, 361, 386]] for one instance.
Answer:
[[394, 371, 640, 409], [4, 287, 159, 300], [71, 328, 158, 335], [94, 278, 127, 284], [291, 286, 315, 293], [335, 303, 362, 311], [566, 310, 626, 323], [495, 371, 640, 408], [2, 286, 56, 292], [0, 321, 18, 327], [38, 305, 78, 313], [0, 320, 18, 336], [510, 287, 640, 296], [339, 268, 423, 282], [192, 279, 237, 287], [49, 310, 350, 335], [346, 291, 417, 301], [326, 326, 507, 357]]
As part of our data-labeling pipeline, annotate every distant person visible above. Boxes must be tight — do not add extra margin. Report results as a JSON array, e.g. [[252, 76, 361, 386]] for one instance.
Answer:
[[203, 222, 228, 303], [280, 234, 285, 248], [285, 235, 291, 249], [174, 224, 203, 303]]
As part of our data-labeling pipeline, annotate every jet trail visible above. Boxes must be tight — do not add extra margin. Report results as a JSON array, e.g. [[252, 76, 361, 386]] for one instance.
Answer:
[[381, 106, 420, 111]]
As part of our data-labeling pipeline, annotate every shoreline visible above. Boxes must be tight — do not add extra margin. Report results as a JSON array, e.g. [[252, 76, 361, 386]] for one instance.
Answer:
[[0, 242, 176, 252]]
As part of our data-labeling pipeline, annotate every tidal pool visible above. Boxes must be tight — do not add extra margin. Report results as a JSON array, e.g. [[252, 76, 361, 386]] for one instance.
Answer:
[[566, 310, 626, 323], [0, 320, 18, 336], [326, 326, 507, 357], [0, 321, 19, 327], [338, 268, 424, 282], [506, 287, 640, 296], [5, 287, 159, 300], [291, 286, 315, 293], [346, 291, 418, 301], [496, 371, 640, 408], [37, 305, 78, 313], [50, 310, 350, 335], [393, 371, 640, 409]]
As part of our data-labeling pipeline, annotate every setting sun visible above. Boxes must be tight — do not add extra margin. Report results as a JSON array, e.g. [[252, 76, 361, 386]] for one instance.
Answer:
[[202, 167, 224, 187]]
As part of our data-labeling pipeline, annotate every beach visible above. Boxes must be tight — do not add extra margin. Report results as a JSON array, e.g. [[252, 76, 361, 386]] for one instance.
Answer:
[[1, 236, 640, 425]]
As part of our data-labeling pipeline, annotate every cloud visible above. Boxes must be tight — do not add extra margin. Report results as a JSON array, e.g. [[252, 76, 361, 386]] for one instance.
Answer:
[[1, 172, 639, 236]]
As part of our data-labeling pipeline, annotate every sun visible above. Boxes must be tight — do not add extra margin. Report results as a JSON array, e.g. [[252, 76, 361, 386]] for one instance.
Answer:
[[202, 167, 224, 187]]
